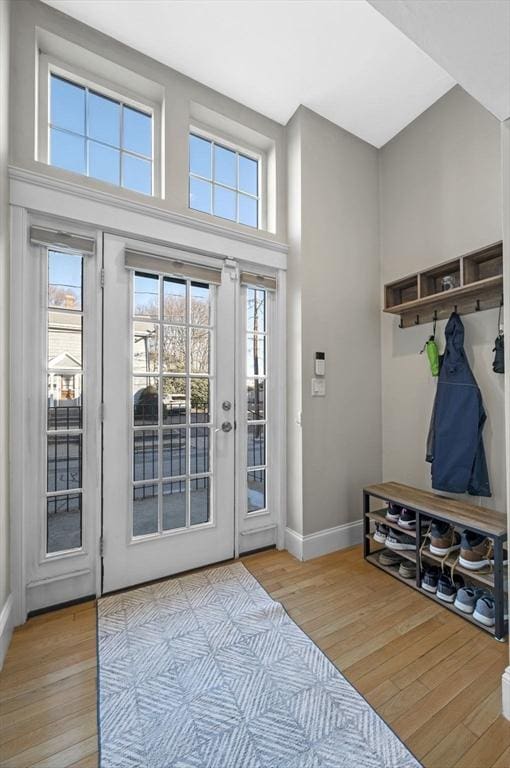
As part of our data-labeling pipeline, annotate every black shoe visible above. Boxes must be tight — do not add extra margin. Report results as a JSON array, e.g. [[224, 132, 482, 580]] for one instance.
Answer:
[[398, 508, 416, 529], [373, 524, 389, 544], [421, 566, 440, 593], [385, 503, 401, 522], [436, 573, 464, 603]]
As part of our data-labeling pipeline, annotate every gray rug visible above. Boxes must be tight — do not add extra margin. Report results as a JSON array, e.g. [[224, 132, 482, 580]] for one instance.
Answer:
[[97, 562, 421, 768]]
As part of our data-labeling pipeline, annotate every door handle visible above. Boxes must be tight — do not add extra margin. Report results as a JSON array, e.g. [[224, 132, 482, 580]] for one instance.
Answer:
[[215, 421, 233, 433]]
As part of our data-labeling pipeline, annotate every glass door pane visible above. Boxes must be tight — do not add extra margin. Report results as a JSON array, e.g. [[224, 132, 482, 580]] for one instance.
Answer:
[[132, 274, 214, 536]]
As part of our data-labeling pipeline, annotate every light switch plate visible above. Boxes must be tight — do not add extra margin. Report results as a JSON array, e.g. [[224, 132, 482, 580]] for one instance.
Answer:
[[311, 378, 326, 397]]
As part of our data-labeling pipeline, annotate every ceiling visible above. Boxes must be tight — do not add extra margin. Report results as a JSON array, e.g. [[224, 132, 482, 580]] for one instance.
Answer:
[[42, 0, 456, 148], [370, 0, 510, 122]]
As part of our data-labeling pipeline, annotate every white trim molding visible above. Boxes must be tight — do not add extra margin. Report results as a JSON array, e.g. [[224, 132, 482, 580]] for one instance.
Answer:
[[285, 520, 363, 561], [9, 166, 288, 270], [503, 667, 510, 720], [0, 593, 14, 670]]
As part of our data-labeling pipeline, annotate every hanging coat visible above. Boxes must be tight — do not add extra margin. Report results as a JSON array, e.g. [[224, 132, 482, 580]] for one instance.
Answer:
[[426, 312, 491, 497]]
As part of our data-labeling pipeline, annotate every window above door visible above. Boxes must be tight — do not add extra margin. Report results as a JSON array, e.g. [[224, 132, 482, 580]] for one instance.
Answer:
[[37, 50, 163, 198], [49, 74, 153, 195], [189, 131, 262, 229]]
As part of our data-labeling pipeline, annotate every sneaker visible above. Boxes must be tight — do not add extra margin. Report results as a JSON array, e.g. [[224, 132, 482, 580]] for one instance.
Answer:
[[398, 509, 416, 529], [473, 594, 495, 626], [386, 503, 401, 522], [399, 561, 416, 580], [373, 523, 389, 544], [459, 531, 507, 570], [436, 573, 464, 603], [430, 521, 461, 556], [385, 530, 415, 551], [454, 586, 487, 614], [378, 549, 402, 567], [421, 566, 440, 593]]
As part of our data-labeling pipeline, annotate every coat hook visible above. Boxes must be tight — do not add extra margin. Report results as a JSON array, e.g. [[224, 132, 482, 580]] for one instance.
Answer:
[[454, 304, 458, 313], [475, 299, 481, 312], [433, 310, 438, 322], [414, 314, 420, 325], [398, 315, 404, 329]]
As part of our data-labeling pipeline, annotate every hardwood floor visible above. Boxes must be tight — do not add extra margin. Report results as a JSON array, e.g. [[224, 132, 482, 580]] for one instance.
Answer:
[[1, 546, 509, 767]]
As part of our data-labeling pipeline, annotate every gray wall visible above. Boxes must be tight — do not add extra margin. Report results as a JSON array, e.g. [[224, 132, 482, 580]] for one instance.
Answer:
[[380, 86, 505, 512], [10, 0, 287, 242], [285, 111, 304, 534], [0, 0, 10, 617], [287, 107, 382, 537]]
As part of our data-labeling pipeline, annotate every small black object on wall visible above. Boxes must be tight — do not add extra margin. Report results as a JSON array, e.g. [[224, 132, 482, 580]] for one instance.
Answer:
[[492, 299, 504, 374]]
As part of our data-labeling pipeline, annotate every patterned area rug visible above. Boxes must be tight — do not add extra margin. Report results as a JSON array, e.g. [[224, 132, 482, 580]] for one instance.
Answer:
[[97, 562, 421, 768]]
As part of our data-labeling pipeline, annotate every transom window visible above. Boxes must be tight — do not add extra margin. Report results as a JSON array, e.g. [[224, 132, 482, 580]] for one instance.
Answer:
[[189, 133, 259, 228], [49, 73, 153, 195]]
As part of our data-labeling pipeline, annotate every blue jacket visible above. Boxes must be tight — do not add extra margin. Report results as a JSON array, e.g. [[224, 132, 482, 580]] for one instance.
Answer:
[[426, 313, 491, 497]]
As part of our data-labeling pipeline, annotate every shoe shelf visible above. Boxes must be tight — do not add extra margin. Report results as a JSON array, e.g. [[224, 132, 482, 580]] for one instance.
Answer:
[[363, 482, 508, 641], [366, 551, 501, 636], [420, 546, 496, 588], [365, 534, 417, 565], [366, 509, 417, 537]]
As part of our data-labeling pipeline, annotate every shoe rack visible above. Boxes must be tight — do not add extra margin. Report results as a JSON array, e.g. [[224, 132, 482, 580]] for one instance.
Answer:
[[362, 481, 508, 641]]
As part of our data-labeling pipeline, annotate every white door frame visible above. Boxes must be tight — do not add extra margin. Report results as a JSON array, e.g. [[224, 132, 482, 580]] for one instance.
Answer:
[[9, 173, 287, 624], [101, 233, 238, 592]]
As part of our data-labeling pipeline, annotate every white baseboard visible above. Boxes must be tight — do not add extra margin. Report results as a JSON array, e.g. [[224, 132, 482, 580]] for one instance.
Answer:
[[0, 593, 13, 670], [503, 667, 510, 720], [284, 527, 304, 560], [285, 520, 363, 561]]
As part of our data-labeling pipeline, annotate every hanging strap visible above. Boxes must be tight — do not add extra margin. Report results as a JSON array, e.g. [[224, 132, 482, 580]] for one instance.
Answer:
[[498, 298, 504, 335]]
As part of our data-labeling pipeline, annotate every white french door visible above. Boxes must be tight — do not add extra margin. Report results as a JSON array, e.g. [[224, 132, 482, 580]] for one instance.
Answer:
[[102, 235, 236, 592]]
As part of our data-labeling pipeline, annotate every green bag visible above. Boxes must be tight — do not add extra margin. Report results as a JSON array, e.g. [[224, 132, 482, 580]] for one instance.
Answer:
[[421, 314, 440, 376], [424, 337, 440, 376]]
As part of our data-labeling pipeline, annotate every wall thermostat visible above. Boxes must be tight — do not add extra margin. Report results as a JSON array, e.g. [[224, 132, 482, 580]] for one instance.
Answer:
[[315, 352, 325, 376]]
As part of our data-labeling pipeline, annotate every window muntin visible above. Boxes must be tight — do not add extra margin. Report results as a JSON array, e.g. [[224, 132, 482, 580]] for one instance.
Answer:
[[246, 287, 267, 512], [131, 271, 214, 538], [46, 250, 84, 554], [189, 134, 259, 228], [49, 74, 153, 195]]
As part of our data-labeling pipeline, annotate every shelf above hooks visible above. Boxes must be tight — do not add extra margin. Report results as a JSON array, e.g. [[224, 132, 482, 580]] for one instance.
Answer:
[[384, 242, 503, 329]]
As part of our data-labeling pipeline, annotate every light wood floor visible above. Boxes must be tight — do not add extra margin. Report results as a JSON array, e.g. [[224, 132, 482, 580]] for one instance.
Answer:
[[1, 547, 510, 768]]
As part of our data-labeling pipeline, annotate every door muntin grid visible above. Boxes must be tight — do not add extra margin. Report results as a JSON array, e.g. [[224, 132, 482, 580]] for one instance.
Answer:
[[246, 287, 267, 514], [131, 271, 214, 539], [45, 249, 84, 555]]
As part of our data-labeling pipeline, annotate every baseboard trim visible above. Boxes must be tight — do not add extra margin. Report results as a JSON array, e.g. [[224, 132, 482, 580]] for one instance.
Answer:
[[0, 594, 14, 670], [285, 520, 363, 561], [502, 667, 510, 720]]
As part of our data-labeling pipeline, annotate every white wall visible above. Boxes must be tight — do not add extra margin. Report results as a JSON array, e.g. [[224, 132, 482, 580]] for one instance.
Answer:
[[10, 0, 287, 242], [286, 107, 382, 542], [0, 0, 12, 666], [501, 117, 510, 719], [380, 86, 505, 512]]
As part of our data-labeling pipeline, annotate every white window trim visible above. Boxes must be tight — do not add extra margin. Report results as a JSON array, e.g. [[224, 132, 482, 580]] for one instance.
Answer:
[[189, 122, 267, 232], [38, 53, 163, 198], [236, 270, 285, 555]]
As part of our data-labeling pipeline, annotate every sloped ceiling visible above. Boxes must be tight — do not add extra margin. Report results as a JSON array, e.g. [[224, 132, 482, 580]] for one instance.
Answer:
[[369, 0, 510, 121], [41, 0, 455, 147]]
